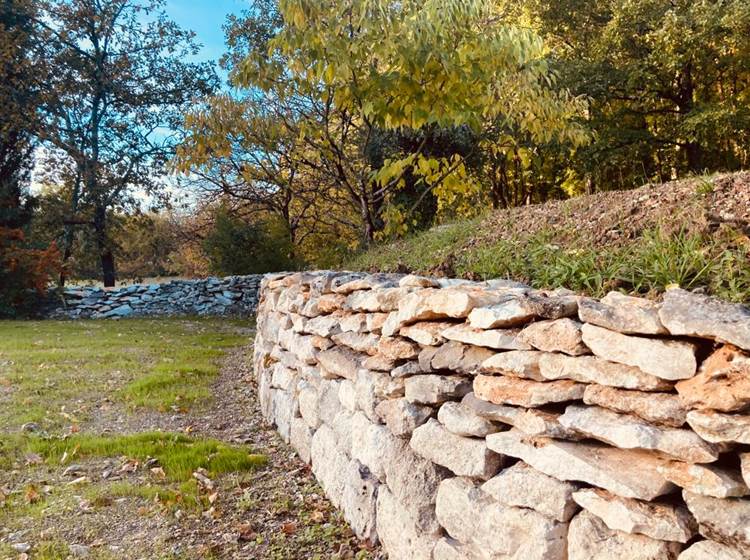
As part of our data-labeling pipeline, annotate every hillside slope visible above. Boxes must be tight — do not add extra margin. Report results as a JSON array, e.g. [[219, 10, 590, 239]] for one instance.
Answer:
[[346, 172, 750, 302]]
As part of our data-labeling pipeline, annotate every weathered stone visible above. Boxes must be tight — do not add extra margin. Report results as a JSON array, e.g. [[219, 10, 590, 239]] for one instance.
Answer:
[[399, 274, 440, 288], [400, 321, 455, 346], [347, 287, 411, 313], [584, 385, 687, 428], [395, 287, 506, 328], [330, 409, 355, 455], [411, 419, 503, 480], [338, 379, 357, 412], [468, 295, 537, 329], [317, 346, 363, 380], [657, 461, 748, 498], [270, 364, 296, 391], [286, 333, 319, 364], [310, 425, 349, 508], [441, 324, 531, 350], [582, 323, 698, 380], [462, 392, 524, 423], [383, 441, 448, 532], [559, 405, 719, 463], [375, 398, 433, 437], [391, 361, 425, 378], [338, 313, 369, 333], [486, 430, 675, 500], [355, 369, 405, 422], [659, 288, 750, 351], [479, 350, 545, 380], [579, 292, 667, 335], [518, 318, 590, 356], [437, 402, 499, 437], [683, 490, 750, 555], [367, 313, 388, 333], [676, 346, 750, 412], [474, 375, 586, 408], [362, 353, 398, 372], [316, 293, 346, 313], [405, 375, 472, 405], [482, 462, 580, 522], [376, 487, 440, 560], [377, 336, 420, 360], [310, 335, 333, 350], [436, 476, 569, 560], [350, 411, 402, 482], [539, 353, 673, 391], [742, 453, 750, 487], [686, 410, 750, 444], [432, 538, 483, 560], [290, 416, 314, 464], [298, 384, 321, 428], [429, 341, 495, 373], [341, 459, 379, 544], [572, 488, 696, 542], [316, 379, 342, 426], [305, 314, 342, 337], [331, 331, 380, 354], [270, 389, 294, 442], [678, 541, 744, 560], [568, 510, 682, 560]]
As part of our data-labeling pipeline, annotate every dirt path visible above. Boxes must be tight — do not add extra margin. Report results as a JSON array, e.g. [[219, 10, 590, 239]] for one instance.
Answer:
[[1, 335, 381, 560]]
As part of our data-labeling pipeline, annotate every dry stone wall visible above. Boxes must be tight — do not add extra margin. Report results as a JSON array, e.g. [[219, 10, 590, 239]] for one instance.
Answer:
[[46, 275, 261, 319], [252, 270, 750, 560]]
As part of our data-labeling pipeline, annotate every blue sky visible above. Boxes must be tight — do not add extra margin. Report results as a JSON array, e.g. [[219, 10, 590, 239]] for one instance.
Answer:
[[164, 0, 251, 71]]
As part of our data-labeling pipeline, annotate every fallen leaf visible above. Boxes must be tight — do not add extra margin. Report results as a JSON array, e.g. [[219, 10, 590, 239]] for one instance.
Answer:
[[281, 522, 297, 535], [24, 484, 41, 504]]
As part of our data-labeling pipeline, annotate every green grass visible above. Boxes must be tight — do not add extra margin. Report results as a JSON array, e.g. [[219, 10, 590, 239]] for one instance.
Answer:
[[25, 432, 266, 482], [0, 318, 252, 431], [346, 225, 750, 302]]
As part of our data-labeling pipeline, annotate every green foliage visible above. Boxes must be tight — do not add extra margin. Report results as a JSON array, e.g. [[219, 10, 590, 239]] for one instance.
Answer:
[[202, 208, 297, 275]]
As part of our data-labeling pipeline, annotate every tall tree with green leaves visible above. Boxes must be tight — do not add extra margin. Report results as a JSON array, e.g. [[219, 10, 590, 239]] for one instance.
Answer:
[[35, 0, 218, 286]]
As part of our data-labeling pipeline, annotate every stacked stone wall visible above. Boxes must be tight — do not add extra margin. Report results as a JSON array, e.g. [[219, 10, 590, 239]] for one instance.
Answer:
[[253, 270, 750, 560], [46, 275, 261, 319]]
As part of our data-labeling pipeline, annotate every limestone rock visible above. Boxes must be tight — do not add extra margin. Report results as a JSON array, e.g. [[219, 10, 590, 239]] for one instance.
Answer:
[[298, 384, 321, 428], [400, 321, 454, 346], [305, 314, 343, 337], [437, 402, 499, 437], [657, 461, 748, 498], [558, 405, 719, 463], [316, 379, 342, 427], [317, 347, 363, 380], [742, 453, 750, 487], [290, 416, 314, 464], [391, 361, 425, 378], [338, 379, 357, 412], [539, 353, 673, 391], [479, 350, 546, 381], [330, 410, 355, 455], [518, 318, 590, 356], [310, 425, 349, 508], [411, 419, 503, 480], [395, 287, 506, 327], [474, 375, 586, 408], [355, 369, 405, 422], [468, 295, 537, 329], [405, 375, 472, 405], [331, 331, 380, 354], [316, 293, 346, 313], [486, 430, 675, 500], [572, 488, 696, 542], [584, 385, 687, 428], [399, 274, 440, 288], [686, 410, 750, 444], [377, 336, 420, 360], [350, 411, 403, 482], [429, 341, 495, 373], [362, 353, 398, 372], [462, 392, 525, 424], [441, 324, 531, 350], [568, 510, 682, 560], [436, 477, 493, 543], [579, 292, 667, 335], [346, 287, 411, 313], [376, 487, 439, 560], [482, 462, 580, 522], [659, 288, 750, 351], [341, 459, 379, 544], [683, 490, 750, 555], [375, 397, 433, 437], [432, 538, 484, 560], [332, 273, 398, 294], [676, 346, 750, 412], [678, 541, 744, 560], [582, 323, 697, 380]]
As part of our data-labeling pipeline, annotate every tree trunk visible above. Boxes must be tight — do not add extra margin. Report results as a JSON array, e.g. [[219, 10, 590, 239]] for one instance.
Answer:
[[93, 205, 116, 287]]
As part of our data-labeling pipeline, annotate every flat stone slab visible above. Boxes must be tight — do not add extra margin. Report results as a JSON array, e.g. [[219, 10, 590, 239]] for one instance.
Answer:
[[683, 491, 750, 556], [678, 540, 744, 560], [474, 374, 586, 408], [583, 385, 688, 428], [686, 410, 750, 444], [578, 292, 667, 335], [405, 375, 472, 405], [437, 401, 499, 437], [400, 321, 455, 346], [518, 318, 590, 356], [540, 353, 673, 391], [657, 461, 749, 498], [479, 350, 545, 380], [441, 324, 530, 350], [676, 346, 750, 412]]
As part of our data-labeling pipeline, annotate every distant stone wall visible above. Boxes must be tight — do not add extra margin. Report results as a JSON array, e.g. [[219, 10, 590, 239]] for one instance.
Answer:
[[253, 270, 750, 560], [46, 275, 262, 319]]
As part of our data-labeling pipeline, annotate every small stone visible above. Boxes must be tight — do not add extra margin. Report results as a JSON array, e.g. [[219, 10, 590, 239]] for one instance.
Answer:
[[350, 412, 403, 482], [482, 462, 580, 522], [317, 347, 363, 380], [355, 369, 405, 422], [290, 416, 314, 464], [676, 346, 750, 412], [411, 419, 503, 480], [686, 410, 750, 444], [568, 510, 682, 560], [558, 405, 719, 463], [405, 375, 472, 405], [582, 323, 698, 380], [391, 361, 425, 378], [428, 341, 495, 373], [375, 398, 433, 437], [474, 375, 586, 408], [399, 274, 440, 288], [659, 288, 750, 351], [347, 287, 411, 313], [578, 292, 667, 335], [377, 336, 420, 360], [376, 487, 440, 560], [487, 430, 675, 501], [362, 353, 398, 372], [305, 314, 343, 337], [395, 287, 507, 328], [437, 402, 499, 437], [461, 392, 523, 423], [69, 544, 91, 557], [400, 321, 454, 346], [468, 295, 537, 329], [331, 331, 380, 354], [656, 461, 748, 498], [583, 385, 687, 428], [540, 353, 673, 391], [518, 318, 590, 356], [683, 490, 750, 555], [478, 350, 545, 381], [440, 324, 531, 350], [678, 541, 744, 560], [742, 453, 750, 487], [572, 488, 697, 542]]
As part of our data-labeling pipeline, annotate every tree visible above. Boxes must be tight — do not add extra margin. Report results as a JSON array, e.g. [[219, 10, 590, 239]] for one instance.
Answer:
[[35, 0, 218, 286]]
